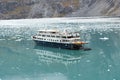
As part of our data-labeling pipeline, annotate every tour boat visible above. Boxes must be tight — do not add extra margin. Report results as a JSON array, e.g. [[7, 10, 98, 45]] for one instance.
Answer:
[[32, 29, 88, 50]]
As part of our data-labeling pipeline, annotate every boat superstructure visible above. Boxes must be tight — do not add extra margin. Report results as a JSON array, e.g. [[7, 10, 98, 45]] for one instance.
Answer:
[[32, 29, 87, 50]]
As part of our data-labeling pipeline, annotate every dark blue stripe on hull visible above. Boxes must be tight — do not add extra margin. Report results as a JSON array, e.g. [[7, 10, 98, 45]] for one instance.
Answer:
[[34, 40, 83, 50]]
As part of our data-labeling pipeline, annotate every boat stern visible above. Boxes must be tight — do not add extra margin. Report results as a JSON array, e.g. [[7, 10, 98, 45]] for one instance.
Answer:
[[71, 41, 88, 50]]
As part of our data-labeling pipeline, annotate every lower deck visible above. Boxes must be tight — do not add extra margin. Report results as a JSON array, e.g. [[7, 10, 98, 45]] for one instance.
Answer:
[[33, 40, 84, 50]]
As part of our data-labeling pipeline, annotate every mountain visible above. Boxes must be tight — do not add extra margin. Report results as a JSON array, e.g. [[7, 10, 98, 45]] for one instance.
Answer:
[[0, 0, 120, 19]]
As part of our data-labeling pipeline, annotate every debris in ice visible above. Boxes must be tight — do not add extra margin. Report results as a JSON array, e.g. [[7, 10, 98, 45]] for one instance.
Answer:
[[99, 37, 109, 41]]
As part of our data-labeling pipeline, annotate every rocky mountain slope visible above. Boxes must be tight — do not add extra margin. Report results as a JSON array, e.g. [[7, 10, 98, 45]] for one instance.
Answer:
[[0, 0, 120, 19]]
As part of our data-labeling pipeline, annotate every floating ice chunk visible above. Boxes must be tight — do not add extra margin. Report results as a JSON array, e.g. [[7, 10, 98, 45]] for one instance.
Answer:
[[107, 69, 110, 72], [78, 74, 81, 76], [99, 37, 109, 41], [108, 65, 112, 67], [0, 39, 5, 41], [86, 60, 91, 62], [15, 38, 22, 41], [26, 48, 29, 50]]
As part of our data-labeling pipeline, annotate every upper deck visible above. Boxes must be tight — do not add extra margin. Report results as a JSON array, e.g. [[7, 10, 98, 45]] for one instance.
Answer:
[[38, 30, 59, 34], [38, 29, 80, 37]]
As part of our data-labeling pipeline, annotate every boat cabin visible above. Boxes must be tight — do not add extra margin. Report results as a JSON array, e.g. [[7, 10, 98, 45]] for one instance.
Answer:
[[33, 29, 81, 43]]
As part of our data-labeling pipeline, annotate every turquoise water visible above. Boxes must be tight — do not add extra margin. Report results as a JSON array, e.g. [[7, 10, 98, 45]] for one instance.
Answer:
[[0, 18, 120, 80]]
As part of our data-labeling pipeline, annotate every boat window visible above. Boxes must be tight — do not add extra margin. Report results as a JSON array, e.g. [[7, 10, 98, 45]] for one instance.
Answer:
[[67, 36, 73, 38], [42, 35, 45, 37], [51, 35, 55, 37], [56, 36, 60, 38], [38, 34, 41, 36], [39, 31, 46, 33], [62, 36, 66, 38], [62, 40, 69, 42], [74, 39, 80, 41], [38, 38, 43, 40], [39, 31, 43, 33], [62, 35, 79, 38], [51, 32, 56, 34], [47, 35, 50, 37]]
